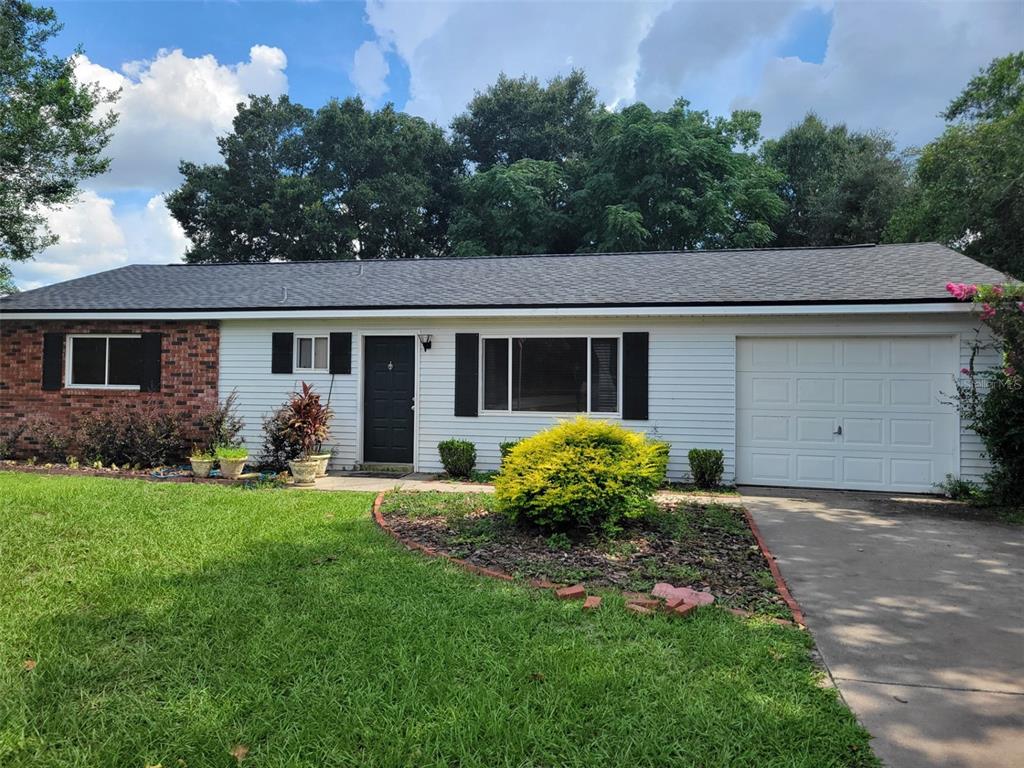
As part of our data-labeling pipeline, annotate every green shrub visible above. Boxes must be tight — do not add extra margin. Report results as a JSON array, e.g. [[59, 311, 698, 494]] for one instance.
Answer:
[[498, 440, 521, 462], [688, 448, 725, 489], [936, 473, 983, 501], [201, 390, 245, 451], [494, 417, 669, 530], [438, 439, 476, 478], [78, 406, 186, 468], [24, 418, 72, 463], [259, 407, 303, 471]]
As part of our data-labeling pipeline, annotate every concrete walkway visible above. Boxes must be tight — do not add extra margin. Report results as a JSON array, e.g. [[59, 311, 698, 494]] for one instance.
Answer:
[[312, 472, 741, 506], [742, 487, 1024, 768]]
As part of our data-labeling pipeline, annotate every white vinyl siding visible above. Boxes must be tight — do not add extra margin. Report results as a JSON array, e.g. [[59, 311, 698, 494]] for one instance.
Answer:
[[218, 313, 993, 483]]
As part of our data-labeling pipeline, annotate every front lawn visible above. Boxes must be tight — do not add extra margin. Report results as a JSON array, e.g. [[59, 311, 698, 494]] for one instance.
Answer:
[[0, 473, 875, 767]]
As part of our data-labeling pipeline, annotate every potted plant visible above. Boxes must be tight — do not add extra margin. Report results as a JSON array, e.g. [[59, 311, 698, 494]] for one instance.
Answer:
[[310, 441, 332, 477], [215, 444, 249, 480], [189, 447, 215, 478], [286, 382, 333, 487]]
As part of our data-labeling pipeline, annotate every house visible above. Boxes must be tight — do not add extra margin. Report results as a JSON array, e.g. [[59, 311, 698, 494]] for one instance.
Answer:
[[0, 242, 1007, 492]]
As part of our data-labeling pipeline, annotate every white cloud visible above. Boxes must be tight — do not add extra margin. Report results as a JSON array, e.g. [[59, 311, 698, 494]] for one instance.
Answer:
[[11, 191, 188, 290], [350, 40, 391, 102], [74, 45, 289, 191], [736, 1, 1024, 145], [362, 0, 673, 122], [360, 0, 1022, 147]]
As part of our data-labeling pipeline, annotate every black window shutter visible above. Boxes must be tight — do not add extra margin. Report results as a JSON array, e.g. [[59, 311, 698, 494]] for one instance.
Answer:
[[622, 332, 649, 420], [329, 332, 351, 374], [272, 332, 293, 374], [41, 332, 64, 390], [139, 332, 163, 392], [454, 333, 479, 417]]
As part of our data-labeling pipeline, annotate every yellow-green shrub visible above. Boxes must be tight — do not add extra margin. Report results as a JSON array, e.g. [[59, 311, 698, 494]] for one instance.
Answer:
[[494, 417, 669, 530]]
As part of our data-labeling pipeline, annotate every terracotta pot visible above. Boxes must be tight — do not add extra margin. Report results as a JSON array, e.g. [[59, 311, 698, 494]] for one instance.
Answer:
[[289, 458, 319, 487], [219, 457, 248, 480], [311, 452, 331, 477], [190, 458, 214, 478]]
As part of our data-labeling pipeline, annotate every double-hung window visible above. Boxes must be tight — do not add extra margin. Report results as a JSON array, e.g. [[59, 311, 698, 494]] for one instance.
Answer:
[[295, 335, 329, 371], [66, 335, 142, 389], [481, 336, 620, 414]]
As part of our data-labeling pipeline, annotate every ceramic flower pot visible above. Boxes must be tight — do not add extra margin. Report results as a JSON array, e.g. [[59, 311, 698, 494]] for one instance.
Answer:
[[311, 452, 331, 477], [219, 457, 248, 480], [289, 457, 319, 487], [190, 458, 214, 478]]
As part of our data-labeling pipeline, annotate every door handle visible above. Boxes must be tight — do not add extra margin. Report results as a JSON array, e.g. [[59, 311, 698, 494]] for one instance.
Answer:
[[833, 424, 843, 436]]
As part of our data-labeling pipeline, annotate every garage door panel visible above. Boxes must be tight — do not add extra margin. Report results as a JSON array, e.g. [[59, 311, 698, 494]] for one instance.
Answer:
[[737, 336, 958, 492]]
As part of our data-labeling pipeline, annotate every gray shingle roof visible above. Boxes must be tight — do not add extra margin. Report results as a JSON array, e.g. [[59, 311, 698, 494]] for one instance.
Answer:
[[0, 243, 1008, 313]]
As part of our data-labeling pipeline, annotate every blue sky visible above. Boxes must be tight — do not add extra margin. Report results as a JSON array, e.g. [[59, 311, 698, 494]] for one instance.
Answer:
[[13, 0, 1023, 289]]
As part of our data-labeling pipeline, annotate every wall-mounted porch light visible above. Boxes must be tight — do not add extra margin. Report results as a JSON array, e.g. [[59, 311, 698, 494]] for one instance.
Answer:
[[418, 333, 432, 351]]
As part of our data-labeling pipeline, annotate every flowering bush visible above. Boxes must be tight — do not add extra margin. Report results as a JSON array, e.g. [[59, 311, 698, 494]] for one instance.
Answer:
[[947, 281, 1024, 504]]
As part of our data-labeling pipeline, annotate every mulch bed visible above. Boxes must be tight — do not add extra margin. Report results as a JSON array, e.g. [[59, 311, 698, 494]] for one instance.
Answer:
[[379, 491, 790, 616]]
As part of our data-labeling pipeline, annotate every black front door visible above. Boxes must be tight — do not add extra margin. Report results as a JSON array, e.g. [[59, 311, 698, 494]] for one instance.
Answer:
[[363, 336, 415, 464]]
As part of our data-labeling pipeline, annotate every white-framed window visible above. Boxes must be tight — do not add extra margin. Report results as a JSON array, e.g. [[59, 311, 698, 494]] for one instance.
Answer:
[[481, 335, 621, 415], [295, 335, 329, 371], [65, 334, 142, 389]]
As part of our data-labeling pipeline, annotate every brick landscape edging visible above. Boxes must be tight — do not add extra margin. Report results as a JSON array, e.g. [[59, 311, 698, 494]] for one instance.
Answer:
[[741, 508, 806, 626], [372, 491, 806, 627]]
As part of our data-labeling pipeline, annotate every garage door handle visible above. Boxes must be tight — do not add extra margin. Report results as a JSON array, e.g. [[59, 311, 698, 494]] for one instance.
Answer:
[[833, 425, 843, 436]]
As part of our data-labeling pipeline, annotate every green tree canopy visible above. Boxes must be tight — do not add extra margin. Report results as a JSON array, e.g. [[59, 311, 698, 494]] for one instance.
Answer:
[[166, 95, 463, 262], [575, 101, 785, 252], [761, 114, 910, 247], [451, 70, 600, 170], [0, 0, 117, 267], [448, 159, 578, 256], [886, 52, 1024, 277]]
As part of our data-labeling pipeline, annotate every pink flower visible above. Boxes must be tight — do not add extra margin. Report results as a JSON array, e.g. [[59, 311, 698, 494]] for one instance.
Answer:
[[946, 282, 966, 300], [1006, 365, 1017, 378], [960, 367, 972, 375], [965, 284, 978, 298], [980, 303, 996, 320], [1018, 301, 1024, 312], [992, 285, 1004, 297]]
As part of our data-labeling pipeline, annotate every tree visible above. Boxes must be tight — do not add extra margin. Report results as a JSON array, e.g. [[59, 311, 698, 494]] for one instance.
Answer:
[[886, 53, 1024, 278], [0, 263, 17, 295], [575, 101, 785, 252], [761, 114, 910, 247], [167, 95, 462, 262], [448, 159, 578, 256], [451, 70, 600, 170], [0, 0, 117, 275]]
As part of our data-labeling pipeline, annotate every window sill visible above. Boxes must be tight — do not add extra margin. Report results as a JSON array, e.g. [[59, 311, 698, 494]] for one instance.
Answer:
[[64, 384, 141, 391], [479, 410, 621, 418]]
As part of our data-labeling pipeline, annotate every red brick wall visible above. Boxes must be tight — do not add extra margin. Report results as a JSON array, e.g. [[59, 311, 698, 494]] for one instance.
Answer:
[[0, 320, 219, 458]]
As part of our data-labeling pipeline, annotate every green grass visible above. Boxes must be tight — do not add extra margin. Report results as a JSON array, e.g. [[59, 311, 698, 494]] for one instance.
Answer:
[[0, 473, 876, 767]]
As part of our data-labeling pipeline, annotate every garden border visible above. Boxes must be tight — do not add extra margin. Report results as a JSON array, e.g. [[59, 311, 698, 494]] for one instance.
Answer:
[[371, 490, 807, 626], [1, 462, 251, 486]]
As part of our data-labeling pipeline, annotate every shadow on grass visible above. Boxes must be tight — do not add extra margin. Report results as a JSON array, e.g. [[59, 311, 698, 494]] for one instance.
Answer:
[[7, 493, 875, 768]]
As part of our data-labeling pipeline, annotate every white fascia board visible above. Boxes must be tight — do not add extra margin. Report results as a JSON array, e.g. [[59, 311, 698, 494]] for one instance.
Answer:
[[0, 303, 970, 321]]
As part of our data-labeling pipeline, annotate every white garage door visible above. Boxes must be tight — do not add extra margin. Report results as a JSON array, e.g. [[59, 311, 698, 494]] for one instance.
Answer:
[[736, 336, 958, 492]]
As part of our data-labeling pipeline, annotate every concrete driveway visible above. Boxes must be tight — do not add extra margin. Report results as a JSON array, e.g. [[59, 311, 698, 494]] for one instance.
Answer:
[[742, 488, 1024, 768]]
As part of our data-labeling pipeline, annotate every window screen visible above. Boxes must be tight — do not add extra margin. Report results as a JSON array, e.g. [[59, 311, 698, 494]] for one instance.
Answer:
[[590, 338, 618, 412], [70, 337, 107, 385], [483, 338, 509, 410], [512, 337, 587, 412]]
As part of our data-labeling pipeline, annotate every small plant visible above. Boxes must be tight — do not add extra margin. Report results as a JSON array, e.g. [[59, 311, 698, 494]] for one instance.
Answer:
[[438, 439, 476, 478], [545, 532, 573, 551], [688, 448, 725, 489], [936, 474, 983, 501], [495, 417, 669, 531], [259, 407, 303, 471], [78, 406, 186, 467], [66, 456, 79, 470], [215, 445, 249, 460], [498, 440, 520, 462], [202, 390, 245, 451], [0, 424, 26, 460], [755, 571, 778, 591], [24, 418, 72, 463], [190, 448, 215, 461], [286, 383, 333, 457]]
